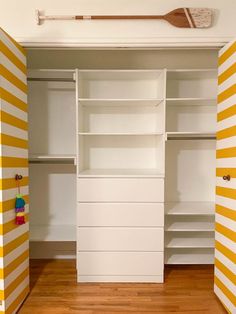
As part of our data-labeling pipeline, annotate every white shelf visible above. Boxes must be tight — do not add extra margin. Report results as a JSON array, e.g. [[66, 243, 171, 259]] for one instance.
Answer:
[[166, 98, 216, 104], [166, 132, 216, 139], [78, 69, 164, 75], [79, 132, 163, 136], [78, 98, 164, 106], [165, 237, 214, 248], [165, 221, 214, 232], [29, 154, 76, 163], [78, 169, 164, 178], [30, 225, 76, 242], [165, 249, 214, 265], [165, 202, 215, 216]]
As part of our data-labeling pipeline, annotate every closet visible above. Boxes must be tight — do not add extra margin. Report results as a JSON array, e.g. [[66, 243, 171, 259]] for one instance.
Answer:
[[24, 48, 219, 281], [2, 24, 236, 312]]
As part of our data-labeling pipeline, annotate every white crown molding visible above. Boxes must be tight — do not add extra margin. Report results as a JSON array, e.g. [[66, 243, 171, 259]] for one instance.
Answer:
[[17, 36, 233, 49]]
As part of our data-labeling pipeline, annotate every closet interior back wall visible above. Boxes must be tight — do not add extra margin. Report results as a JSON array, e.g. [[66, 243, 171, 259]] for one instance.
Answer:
[[28, 73, 77, 259], [26, 48, 219, 260]]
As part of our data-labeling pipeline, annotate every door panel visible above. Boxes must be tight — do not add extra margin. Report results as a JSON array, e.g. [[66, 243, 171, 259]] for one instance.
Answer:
[[215, 40, 236, 314], [0, 28, 29, 314]]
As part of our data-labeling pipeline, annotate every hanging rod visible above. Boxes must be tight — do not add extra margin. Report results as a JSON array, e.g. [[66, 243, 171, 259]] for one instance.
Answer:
[[27, 78, 75, 82], [29, 160, 76, 164], [167, 137, 216, 140]]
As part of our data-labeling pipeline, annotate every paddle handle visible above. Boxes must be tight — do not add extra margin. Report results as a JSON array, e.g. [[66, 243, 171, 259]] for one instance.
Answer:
[[75, 15, 164, 20]]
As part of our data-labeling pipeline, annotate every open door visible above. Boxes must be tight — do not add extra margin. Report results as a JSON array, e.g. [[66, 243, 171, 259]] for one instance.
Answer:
[[0, 28, 29, 313], [215, 40, 236, 313]]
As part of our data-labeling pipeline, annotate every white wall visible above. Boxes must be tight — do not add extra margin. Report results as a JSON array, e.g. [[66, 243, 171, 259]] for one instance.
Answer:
[[0, 0, 235, 47]]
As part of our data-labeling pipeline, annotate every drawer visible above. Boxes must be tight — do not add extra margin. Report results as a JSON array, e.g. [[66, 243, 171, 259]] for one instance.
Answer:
[[77, 252, 163, 276], [77, 178, 164, 202], [78, 227, 163, 251], [77, 203, 164, 227]]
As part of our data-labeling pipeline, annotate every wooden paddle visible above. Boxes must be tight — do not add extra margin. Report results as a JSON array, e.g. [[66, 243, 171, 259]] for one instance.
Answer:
[[36, 8, 213, 28]]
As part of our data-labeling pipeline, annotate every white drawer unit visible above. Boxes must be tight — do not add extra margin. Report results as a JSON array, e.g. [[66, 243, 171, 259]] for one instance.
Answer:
[[77, 178, 164, 202], [77, 203, 164, 227], [78, 227, 164, 251], [77, 252, 164, 282]]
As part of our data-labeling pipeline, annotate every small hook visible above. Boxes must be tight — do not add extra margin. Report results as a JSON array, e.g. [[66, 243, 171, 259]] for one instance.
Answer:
[[15, 174, 23, 181]]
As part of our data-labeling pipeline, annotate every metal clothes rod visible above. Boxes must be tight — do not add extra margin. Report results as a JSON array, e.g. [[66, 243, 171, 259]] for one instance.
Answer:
[[27, 78, 75, 82], [29, 160, 75, 164], [168, 137, 216, 140]]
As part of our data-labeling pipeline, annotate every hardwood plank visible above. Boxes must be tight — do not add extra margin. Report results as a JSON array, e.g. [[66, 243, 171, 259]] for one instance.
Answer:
[[18, 260, 226, 314]]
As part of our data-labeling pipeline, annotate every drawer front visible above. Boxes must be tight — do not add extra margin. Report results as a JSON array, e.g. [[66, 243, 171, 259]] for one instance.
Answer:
[[77, 252, 163, 276], [77, 203, 164, 227], [77, 178, 164, 202], [78, 227, 163, 251]]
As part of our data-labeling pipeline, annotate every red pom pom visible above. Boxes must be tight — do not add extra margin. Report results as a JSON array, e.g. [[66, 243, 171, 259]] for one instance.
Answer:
[[16, 216, 25, 225]]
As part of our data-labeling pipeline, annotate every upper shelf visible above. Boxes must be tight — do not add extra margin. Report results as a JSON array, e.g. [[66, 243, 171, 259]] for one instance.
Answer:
[[27, 69, 75, 82], [29, 154, 76, 164], [79, 132, 163, 136], [78, 98, 164, 106]]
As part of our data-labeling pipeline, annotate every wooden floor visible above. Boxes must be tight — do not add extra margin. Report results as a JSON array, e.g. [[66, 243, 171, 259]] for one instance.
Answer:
[[18, 260, 226, 314]]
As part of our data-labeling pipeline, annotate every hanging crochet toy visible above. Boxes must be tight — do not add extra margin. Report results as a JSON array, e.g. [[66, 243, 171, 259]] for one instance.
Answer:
[[15, 174, 26, 225]]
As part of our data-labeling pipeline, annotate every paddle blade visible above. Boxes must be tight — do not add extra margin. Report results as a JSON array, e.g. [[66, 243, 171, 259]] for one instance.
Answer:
[[165, 8, 213, 28]]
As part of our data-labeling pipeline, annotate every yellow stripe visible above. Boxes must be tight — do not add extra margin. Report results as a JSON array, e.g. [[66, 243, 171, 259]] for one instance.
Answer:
[[216, 204, 236, 221], [2, 267, 29, 299], [218, 63, 236, 85], [0, 214, 29, 236], [0, 177, 28, 190], [0, 157, 28, 168], [217, 104, 236, 122], [215, 240, 236, 263], [0, 232, 29, 257], [216, 168, 236, 178], [217, 125, 236, 140], [0, 27, 26, 57], [0, 250, 29, 279], [219, 42, 236, 66], [0, 87, 27, 112], [215, 258, 236, 285], [216, 186, 236, 201], [218, 84, 236, 104], [216, 147, 236, 159], [0, 195, 29, 213], [0, 64, 27, 94], [0, 133, 28, 149], [4, 285, 29, 314], [0, 41, 26, 75], [215, 224, 236, 243], [214, 275, 236, 307], [0, 110, 28, 131]]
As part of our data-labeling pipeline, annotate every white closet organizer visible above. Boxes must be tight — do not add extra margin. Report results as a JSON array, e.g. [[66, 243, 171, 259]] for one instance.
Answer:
[[28, 69, 77, 249], [77, 70, 166, 282], [26, 48, 219, 280], [165, 69, 217, 265]]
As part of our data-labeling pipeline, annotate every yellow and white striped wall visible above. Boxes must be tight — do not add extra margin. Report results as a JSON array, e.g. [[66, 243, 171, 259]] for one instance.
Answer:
[[215, 39, 236, 314], [0, 28, 29, 313]]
